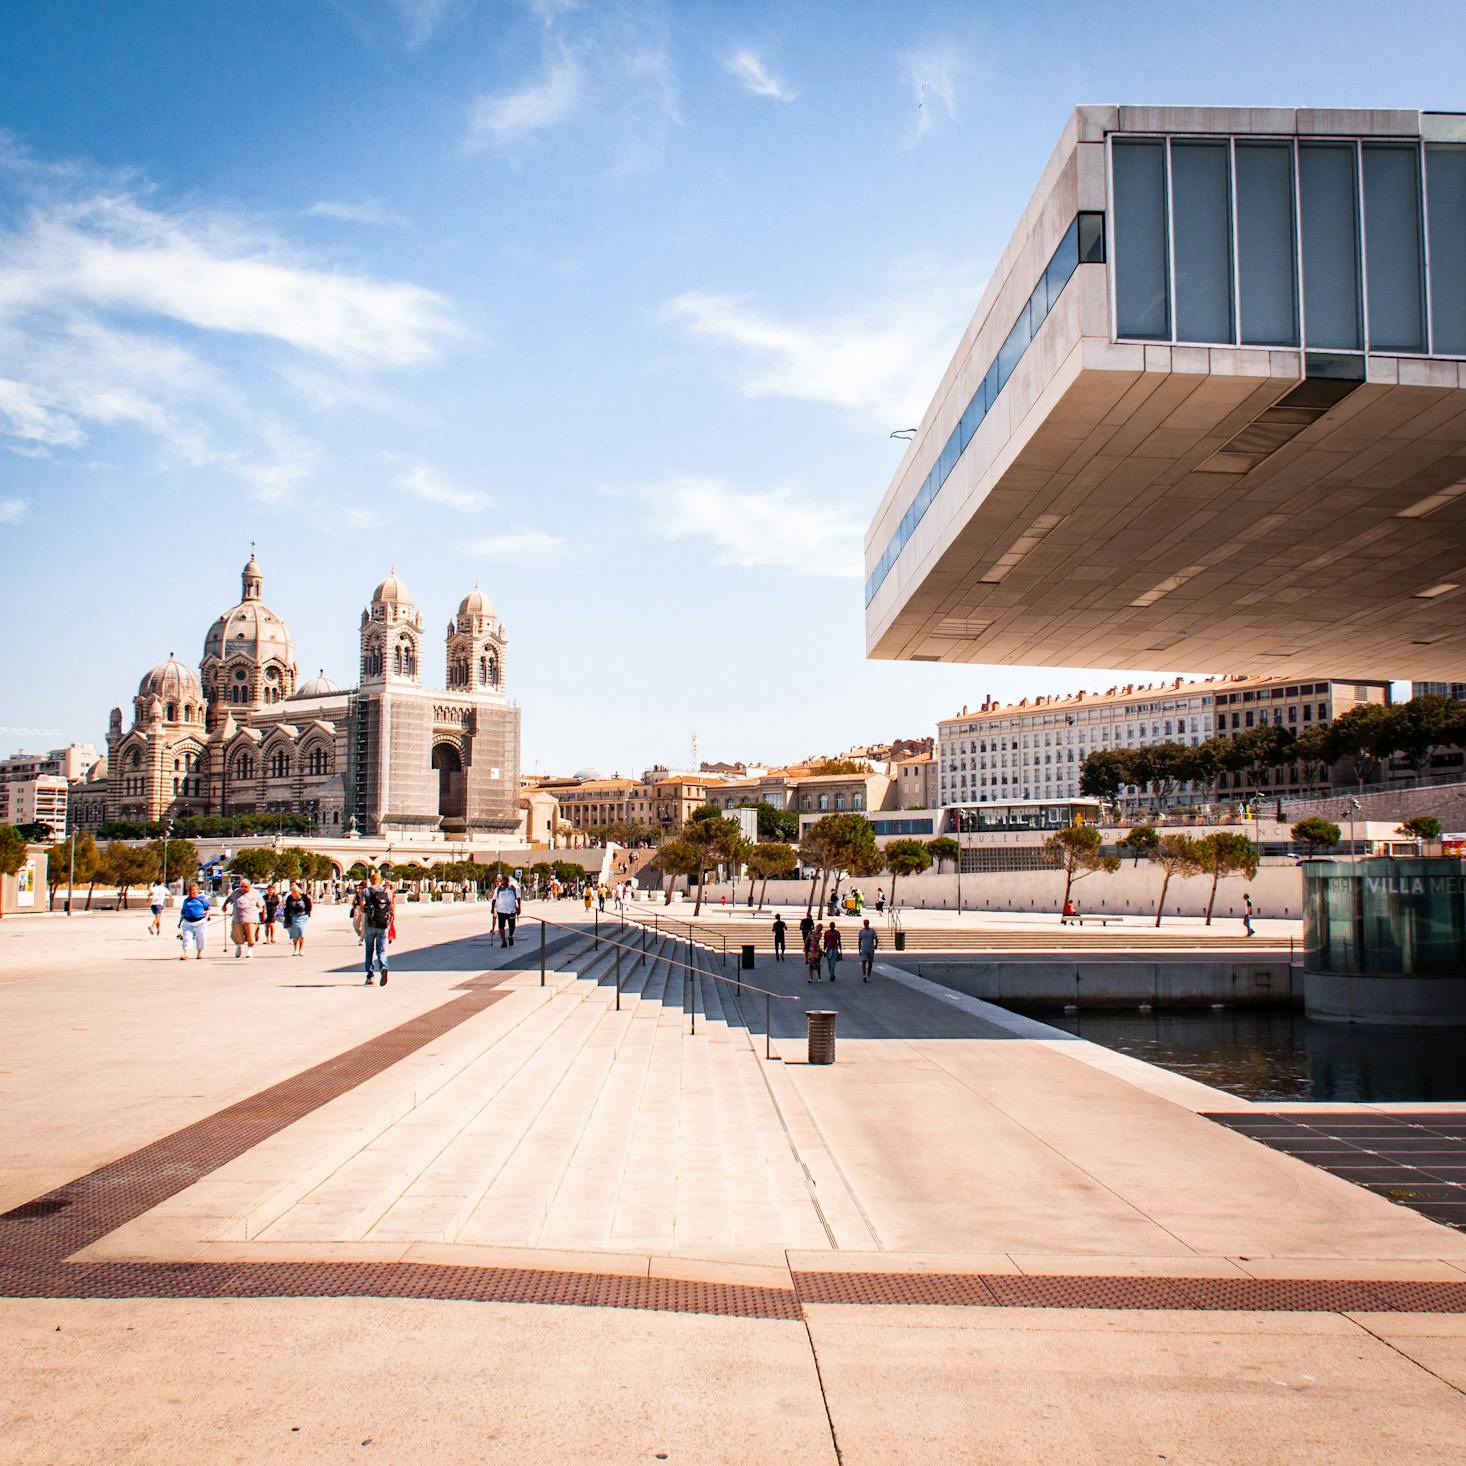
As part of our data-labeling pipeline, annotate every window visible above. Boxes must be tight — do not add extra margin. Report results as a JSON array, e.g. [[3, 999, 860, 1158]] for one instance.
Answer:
[[1113, 140, 1169, 338], [1172, 141, 1233, 342], [1364, 144, 1425, 352], [1235, 142, 1298, 345], [1428, 145, 1466, 354], [1300, 144, 1362, 350], [269, 750, 290, 780]]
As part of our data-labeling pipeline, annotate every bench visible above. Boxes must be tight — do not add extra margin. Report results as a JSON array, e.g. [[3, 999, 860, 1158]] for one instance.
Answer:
[[1065, 914, 1122, 927]]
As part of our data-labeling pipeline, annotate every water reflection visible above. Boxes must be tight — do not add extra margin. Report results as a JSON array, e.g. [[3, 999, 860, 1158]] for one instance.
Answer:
[[1012, 1006, 1466, 1103]]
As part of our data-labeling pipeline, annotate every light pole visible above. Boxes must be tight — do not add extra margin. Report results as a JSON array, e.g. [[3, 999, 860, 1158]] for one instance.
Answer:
[[1348, 798, 1363, 862], [66, 829, 75, 915], [161, 818, 174, 891]]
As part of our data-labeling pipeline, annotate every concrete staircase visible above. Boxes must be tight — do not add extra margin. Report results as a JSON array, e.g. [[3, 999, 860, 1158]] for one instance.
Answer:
[[247, 928, 833, 1255]]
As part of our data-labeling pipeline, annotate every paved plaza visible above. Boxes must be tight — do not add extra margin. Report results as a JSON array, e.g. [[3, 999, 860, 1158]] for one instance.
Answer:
[[3, 900, 1465, 1462]]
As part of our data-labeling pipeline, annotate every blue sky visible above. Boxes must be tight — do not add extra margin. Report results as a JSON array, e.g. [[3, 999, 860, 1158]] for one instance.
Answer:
[[2, 1, 1460, 772]]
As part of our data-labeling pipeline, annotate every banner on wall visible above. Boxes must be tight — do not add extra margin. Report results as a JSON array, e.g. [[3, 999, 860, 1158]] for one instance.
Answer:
[[16, 859, 36, 908]]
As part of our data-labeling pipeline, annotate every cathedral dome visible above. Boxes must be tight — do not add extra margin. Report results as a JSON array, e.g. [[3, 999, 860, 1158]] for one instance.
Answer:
[[372, 566, 412, 605], [293, 669, 343, 699], [138, 656, 203, 706], [203, 558, 297, 666], [458, 582, 494, 619]]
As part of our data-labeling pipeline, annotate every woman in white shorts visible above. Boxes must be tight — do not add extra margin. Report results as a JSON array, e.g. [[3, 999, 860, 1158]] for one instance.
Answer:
[[177, 883, 213, 960]]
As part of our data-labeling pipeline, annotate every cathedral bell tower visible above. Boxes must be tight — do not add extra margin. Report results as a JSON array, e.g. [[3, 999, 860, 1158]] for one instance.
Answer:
[[359, 566, 425, 685], [444, 581, 507, 695]]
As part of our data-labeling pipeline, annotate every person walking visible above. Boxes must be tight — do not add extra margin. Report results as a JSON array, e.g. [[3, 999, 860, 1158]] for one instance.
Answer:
[[804, 923, 824, 983], [222, 878, 264, 959], [493, 874, 521, 947], [177, 882, 212, 960], [282, 882, 312, 956], [356, 870, 394, 986], [799, 912, 815, 952], [583, 885, 594, 914], [1243, 892, 1255, 938], [822, 922, 843, 981], [262, 884, 280, 944], [857, 918, 878, 980], [875, 890, 886, 914], [772, 914, 787, 962], [147, 878, 169, 936]]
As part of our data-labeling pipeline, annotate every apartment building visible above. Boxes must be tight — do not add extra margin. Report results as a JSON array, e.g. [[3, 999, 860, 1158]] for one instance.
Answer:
[[0, 775, 68, 838], [937, 674, 1389, 809]]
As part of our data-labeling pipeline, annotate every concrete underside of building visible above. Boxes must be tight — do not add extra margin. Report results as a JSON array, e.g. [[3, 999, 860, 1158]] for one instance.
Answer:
[[866, 106, 1466, 680]]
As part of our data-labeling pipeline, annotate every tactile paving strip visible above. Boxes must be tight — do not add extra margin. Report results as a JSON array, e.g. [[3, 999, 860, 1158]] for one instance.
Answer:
[[1205, 1111, 1466, 1233]]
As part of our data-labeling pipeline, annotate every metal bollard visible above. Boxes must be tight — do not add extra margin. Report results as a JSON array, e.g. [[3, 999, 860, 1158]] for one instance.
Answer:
[[615, 941, 622, 1011], [806, 1010, 837, 1065], [539, 919, 546, 987]]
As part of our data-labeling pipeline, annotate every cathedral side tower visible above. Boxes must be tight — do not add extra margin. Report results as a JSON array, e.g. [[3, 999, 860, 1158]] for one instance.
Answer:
[[359, 566, 425, 685], [444, 582, 507, 694]]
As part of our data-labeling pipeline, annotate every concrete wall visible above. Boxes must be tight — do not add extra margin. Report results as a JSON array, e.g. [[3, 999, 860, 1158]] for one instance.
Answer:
[[705, 860, 1303, 920], [895, 956, 1297, 1010]]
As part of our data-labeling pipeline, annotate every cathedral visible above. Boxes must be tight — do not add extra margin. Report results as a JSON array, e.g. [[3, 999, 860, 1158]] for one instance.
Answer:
[[75, 558, 521, 839]]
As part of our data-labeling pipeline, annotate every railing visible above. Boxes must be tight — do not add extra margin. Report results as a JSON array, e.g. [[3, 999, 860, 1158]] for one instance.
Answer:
[[530, 913, 796, 1059], [616, 907, 729, 967]]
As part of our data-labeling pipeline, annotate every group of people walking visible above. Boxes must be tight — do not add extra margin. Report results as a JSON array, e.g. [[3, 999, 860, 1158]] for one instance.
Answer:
[[165, 876, 313, 960], [771, 913, 880, 983]]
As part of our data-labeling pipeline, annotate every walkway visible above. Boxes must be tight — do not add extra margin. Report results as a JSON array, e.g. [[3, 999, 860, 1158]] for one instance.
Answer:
[[1, 901, 1463, 1462]]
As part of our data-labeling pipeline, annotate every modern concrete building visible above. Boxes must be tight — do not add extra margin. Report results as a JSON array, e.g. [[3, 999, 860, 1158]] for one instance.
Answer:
[[866, 106, 1466, 680], [0, 775, 68, 837], [937, 672, 1388, 808]]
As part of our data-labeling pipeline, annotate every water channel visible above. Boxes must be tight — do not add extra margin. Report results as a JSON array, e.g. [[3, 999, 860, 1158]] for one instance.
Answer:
[[1009, 1006, 1466, 1103]]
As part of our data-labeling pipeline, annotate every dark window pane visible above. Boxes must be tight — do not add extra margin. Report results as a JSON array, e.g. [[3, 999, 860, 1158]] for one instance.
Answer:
[[1113, 140, 1169, 338], [1427, 145, 1466, 354], [1299, 144, 1362, 349], [1172, 141, 1234, 343], [1078, 211, 1106, 264], [1236, 143, 1298, 345], [1363, 144, 1425, 352]]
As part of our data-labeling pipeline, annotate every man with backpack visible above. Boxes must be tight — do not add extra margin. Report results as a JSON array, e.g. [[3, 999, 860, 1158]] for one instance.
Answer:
[[493, 874, 521, 947], [354, 869, 395, 987]]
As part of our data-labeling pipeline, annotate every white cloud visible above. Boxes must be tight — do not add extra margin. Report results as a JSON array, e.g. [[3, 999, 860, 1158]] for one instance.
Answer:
[[640, 476, 862, 579], [0, 497, 25, 524], [304, 199, 405, 227], [905, 47, 959, 143], [399, 462, 494, 513], [465, 50, 583, 148], [723, 49, 794, 101], [0, 196, 457, 368], [461, 529, 565, 557], [0, 377, 82, 445], [663, 267, 982, 425]]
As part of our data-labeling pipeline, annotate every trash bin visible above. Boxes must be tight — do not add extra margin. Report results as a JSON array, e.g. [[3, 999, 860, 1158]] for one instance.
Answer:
[[807, 1010, 838, 1065], [741, 943, 755, 970], [893, 930, 906, 951]]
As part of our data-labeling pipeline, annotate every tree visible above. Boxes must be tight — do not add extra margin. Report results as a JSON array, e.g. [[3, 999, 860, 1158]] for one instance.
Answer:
[[1118, 825, 1159, 866], [346, 861, 372, 882], [651, 838, 700, 905], [1131, 742, 1192, 807], [738, 801, 798, 842], [272, 847, 306, 883], [925, 835, 960, 874], [47, 831, 99, 910], [1043, 825, 1120, 909], [229, 848, 277, 883], [733, 836, 759, 905], [0, 826, 26, 916], [799, 812, 882, 913], [1193, 832, 1260, 925], [15, 821, 52, 844], [144, 837, 200, 887], [808, 759, 870, 775], [1399, 815, 1443, 843], [1291, 817, 1342, 854], [1148, 834, 1202, 927], [747, 841, 798, 909], [1390, 694, 1462, 777], [1079, 748, 1136, 803], [100, 842, 153, 909], [1223, 724, 1296, 797], [1325, 703, 1397, 790], [1289, 722, 1332, 793], [681, 812, 743, 915], [883, 838, 932, 910]]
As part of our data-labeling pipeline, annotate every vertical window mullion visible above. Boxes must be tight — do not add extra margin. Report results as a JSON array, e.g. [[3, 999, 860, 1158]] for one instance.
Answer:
[[1165, 137, 1178, 341], [1420, 141, 1435, 355], [1293, 138, 1307, 352], [1357, 141, 1372, 353], [1230, 136, 1241, 344]]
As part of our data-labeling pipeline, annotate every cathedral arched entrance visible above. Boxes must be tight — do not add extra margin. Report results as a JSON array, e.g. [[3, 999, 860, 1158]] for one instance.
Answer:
[[432, 742, 466, 822]]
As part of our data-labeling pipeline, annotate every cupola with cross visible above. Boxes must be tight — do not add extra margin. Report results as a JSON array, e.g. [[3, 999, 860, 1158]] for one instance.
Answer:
[[360, 565, 425, 684], [444, 579, 507, 693]]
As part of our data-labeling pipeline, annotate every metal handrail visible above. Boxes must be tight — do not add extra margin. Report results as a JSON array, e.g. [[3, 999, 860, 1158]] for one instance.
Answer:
[[530, 911, 794, 1060], [619, 908, 729, 967]]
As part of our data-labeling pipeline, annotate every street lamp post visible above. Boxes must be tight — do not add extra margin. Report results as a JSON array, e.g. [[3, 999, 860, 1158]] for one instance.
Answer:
[[66, 829, 75, 916], [161, 818, 174, 890], [1348, 798, 1363, 862]]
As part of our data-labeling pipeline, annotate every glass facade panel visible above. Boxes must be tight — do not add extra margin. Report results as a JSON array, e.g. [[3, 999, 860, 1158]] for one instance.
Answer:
[[1427, 144, 1466, 355], [1236, 142, 1298, 345], [1113, 140, 1169, 339], [1171, 141, 1233, 344], [1363, 144, 1426, 352], [1299, 144, 1362, 350]]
